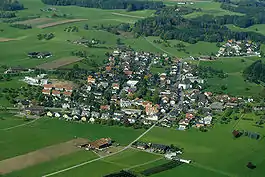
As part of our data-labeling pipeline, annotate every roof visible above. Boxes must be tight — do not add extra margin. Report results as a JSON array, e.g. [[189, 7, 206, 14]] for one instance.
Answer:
[[52, 90, 60, 95], [89, 138, 111, 149], [63, 91, 72, 96], [43, 84, 53, 88], [42, 89, 50, 93]]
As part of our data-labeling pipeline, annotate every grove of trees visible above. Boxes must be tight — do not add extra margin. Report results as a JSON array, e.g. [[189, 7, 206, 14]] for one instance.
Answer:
[[243, 60, 265, 84], [0, 0, 24, 11], [41, 0, 164, 11]]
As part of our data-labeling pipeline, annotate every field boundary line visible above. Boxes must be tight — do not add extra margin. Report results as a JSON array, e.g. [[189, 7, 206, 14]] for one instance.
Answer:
[[111, 12, 144, 19], [42, 120, 161, 177], [1, 118, 39, 131], [125, 157, 164, 170]]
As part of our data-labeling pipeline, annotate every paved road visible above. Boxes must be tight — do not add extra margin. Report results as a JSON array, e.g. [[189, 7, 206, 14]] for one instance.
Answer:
[[42, 118, 165, 177]]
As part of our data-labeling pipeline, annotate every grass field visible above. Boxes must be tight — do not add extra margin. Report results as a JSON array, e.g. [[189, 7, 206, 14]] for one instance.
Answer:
[[141, 122, 265, 177], [199, 57, 264, 97]]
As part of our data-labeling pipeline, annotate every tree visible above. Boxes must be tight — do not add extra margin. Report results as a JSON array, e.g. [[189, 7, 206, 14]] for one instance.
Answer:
[[84, 24, 89, 30]]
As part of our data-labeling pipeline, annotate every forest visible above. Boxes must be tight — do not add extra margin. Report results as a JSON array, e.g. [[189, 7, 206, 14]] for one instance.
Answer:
[[41, 0, 164, 11], [243, 60, 265, 84], [0, 0, 24, 11], [129, 3, 265, 43]]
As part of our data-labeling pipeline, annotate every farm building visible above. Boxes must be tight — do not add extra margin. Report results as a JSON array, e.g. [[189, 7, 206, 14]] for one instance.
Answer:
[[88, 138, 112, 150], [24, 106, 45, 116]]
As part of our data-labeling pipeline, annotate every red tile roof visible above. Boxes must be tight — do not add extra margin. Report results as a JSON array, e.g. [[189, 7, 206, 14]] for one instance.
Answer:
[[63, 91, 72, 96], [42, 89, 50, 94], [52, 90, 60, 95], [43, 84, 53, 88]]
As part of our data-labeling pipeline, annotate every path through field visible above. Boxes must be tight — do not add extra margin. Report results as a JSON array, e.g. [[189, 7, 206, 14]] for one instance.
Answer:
[[143, 37, 176, 56], [0, 118, 39, 131]]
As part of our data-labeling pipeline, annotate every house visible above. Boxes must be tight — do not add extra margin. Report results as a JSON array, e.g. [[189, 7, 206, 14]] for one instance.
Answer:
[[81, 117, 87, 122], [47, 111, 53, 117], [122, 109, 142, 115], [64, 86, 73, 92], [112, 83, 120, 90], [232, 130, 241, 138], [91, 111, 100, 118], [88, 138, 112, 150], [42, 89, 50, 95], [186, 113, 194, 119], [146, 115, 159, 121], [87, 75, 96, 84], [151, 143, 170, 153], [210, 102, 224, 111], [54, 112, 61, 118], [124, 70, 133, 76], [203, 115, 213, 125], [55, 85, 64, 91], [89, 117, 95, 123], [52, 90, 61, 97], [24, 106, 45, 116], [178, 79, 192, 90], [101, 113, 110, 120], [63, 91, 72, 97], [62, 103, 70, 109], [145, 103, 159, 116], [127, 80, 139, 87], [44, 84, 53, 90], [100, 105, 110, 111], [120, 99, 132, 108], [160, 73, 167, 81], [133, 141, 149, 150], [106, 65, 112, 72]]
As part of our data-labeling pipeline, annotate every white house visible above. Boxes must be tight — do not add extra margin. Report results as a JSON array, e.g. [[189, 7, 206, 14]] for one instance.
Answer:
[[127, 80, 139, 87], [146, 115, 158, 121], [203, 115, 213, 125]]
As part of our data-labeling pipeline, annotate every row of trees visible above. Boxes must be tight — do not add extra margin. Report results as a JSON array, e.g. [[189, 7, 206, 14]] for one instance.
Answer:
[[37, 33, 55, 40], [0, 0, 24, 11], [0, 11, 16, 18], [41, 0, 164, 11], [10, 23, 32, 29]]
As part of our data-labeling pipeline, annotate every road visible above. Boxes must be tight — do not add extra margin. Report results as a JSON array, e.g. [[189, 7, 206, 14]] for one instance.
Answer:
[[42, 118, 165, 177]]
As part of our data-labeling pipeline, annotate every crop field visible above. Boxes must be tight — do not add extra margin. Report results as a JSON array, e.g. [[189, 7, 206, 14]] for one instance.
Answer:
[[0, 138, 89, 174], [199, 57, 264, 97], [37, 19, 88, 29], [0, 117, 144, 161], [15, 18, 53, 26], [227, 24, 265, 36], [36, 57, 82, 69]]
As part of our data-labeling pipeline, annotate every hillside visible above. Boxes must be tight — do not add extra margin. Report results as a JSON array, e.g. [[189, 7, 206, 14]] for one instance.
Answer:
[[243, 60, 265, 83]]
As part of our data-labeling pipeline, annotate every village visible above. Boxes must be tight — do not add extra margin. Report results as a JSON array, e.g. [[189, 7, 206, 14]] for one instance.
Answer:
[[2, 49, 257, 133], [216, 39, 261, 57]]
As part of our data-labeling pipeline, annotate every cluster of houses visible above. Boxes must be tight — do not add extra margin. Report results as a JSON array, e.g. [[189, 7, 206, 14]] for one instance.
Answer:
[[77, 138, 112, 150], [28, 52, 52, 59], [12, 49, 260, 132], [216, 40, 261, 57], [42, 83, 73, 97], [22, 74, 48, 86]]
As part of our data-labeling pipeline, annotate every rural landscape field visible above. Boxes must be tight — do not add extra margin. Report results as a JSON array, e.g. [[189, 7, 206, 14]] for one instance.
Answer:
[[1, 0, 265, 176]]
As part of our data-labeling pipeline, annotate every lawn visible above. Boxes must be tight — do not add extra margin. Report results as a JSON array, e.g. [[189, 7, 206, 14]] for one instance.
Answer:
[[141, 123, 265, 177], [199, 57, 264, 97], [0, 118, 144, 161]]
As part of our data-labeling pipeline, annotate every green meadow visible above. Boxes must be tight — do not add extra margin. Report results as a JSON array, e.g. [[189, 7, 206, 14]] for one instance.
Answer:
[[199, 57, 264, 97]]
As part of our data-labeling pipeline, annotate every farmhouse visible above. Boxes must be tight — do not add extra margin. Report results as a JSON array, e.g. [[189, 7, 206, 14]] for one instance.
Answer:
[[24, 106, 45, 116], [88, 138, 112, 150]]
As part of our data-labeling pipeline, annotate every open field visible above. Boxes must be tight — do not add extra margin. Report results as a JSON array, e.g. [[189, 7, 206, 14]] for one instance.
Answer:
[[141, 122, 265, 177], [37, 19, 88, 29], [199, 57, 264, 97], [36, 57, 82, 69], [0, 138, 88, 174]]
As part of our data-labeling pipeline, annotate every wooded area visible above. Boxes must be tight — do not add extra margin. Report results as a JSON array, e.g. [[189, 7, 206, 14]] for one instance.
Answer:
[[0, 0, 24, 11], [243, 60, 265, 84], [41, 0, 164, 11]]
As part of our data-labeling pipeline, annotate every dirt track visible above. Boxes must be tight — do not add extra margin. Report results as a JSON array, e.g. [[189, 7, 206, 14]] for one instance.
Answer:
[[0, 138, 89, 174], [37, 19, 87, 29], [15, 18, 52, 25], [36, 57, 82, 69], [0, 38, 15, 42]]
